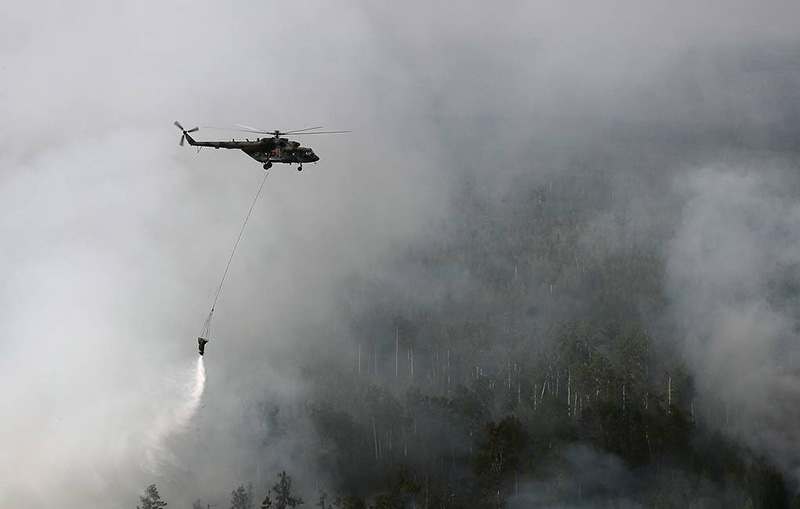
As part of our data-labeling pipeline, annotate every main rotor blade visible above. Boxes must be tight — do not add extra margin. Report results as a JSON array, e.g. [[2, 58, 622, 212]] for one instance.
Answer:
[[202, 126, 270, 134], [174, 121, 184, 130], [186, 127, 199, 133], [200, 125, 350, 136], [180, 135, 185, 146], [282, 126, 323, 135], [234, 123, 272, 134], [288, 130, 352, 135]]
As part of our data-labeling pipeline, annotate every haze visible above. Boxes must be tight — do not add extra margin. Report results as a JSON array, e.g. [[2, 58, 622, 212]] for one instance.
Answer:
[[2, 1, 800, 507]]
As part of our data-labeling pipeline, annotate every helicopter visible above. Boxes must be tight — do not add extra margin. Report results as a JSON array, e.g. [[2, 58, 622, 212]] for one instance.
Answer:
[[174, 121, 349, 171]]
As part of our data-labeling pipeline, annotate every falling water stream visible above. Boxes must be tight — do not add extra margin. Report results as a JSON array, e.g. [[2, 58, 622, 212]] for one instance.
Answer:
[[143, 356, 206, 474]]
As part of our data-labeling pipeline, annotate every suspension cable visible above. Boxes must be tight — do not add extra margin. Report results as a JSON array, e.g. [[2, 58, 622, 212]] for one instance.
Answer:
[[199, 170, 271, 339]]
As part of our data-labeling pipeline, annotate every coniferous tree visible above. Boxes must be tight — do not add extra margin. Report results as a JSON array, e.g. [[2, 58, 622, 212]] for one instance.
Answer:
[[137, 484, 167, 509], [331, 494, 365, 509], [315, 489, 329, 509], [271, 471, 303, 509], [230, 483, 255, 509], [261, 490, 273, 509]]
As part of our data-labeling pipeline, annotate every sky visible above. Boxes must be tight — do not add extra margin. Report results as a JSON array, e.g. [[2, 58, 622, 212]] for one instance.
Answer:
[[2, 1, 800, 507]]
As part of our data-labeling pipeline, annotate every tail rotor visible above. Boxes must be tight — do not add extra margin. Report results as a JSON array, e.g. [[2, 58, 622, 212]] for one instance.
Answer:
[[174, 121, 199, 146]]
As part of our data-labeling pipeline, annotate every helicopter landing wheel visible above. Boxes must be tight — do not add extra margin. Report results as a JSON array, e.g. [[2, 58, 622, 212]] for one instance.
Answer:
[[263, 162, 272, 170], [297, 165, 303, 172]]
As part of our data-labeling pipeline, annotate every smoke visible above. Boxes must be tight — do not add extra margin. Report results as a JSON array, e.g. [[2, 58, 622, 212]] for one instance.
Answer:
[[144, 356, 206, 475], [2, 0, 800, 506], [0, 2, 445, 505], [506, 444, 751, 508], [667, 165, 800, 482], [507, 445, 638, 509]]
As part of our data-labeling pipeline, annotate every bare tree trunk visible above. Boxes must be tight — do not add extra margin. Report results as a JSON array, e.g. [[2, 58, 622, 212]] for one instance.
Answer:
[[411, 347, 414, 383], [573, 393, 578, 419], [395, 327, 399, 379], [435, 345, 439, 383], [373, 417, 379, 461], [622, 383, 626, 416], [668, 376, 672, 412], [447, 348, 451, 396], [567, 371, 571, 414], [425, 471, 429, 509]]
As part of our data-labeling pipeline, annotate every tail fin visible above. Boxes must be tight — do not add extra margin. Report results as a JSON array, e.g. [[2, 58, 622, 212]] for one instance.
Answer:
[[174, 121, 199, 147]]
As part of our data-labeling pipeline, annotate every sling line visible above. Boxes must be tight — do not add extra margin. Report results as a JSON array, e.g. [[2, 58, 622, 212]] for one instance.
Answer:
[[199, 169, 271, 340]]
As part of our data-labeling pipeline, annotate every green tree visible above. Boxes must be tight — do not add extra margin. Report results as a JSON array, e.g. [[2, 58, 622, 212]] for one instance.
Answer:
[[331, 494, 365, 509], [315, 489, 329, 509], [371, 469, 420, 509], [137, 484, 167, 509], [750, 463, 789, 509], [474, 416, 527, 508], [270, 471, 303, 509], [261, 491, 273, 509], [230, 483, 255, 509]]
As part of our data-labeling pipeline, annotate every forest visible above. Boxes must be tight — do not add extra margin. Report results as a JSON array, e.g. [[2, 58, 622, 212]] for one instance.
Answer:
[[141, 138, 800, 508]]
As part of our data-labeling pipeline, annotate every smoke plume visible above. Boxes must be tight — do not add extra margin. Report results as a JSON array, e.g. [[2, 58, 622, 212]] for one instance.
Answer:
[[667, 165, 800, 482]]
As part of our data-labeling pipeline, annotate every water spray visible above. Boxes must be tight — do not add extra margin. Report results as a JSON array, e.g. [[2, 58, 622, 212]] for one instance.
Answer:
[[143, 356, 206, 474]]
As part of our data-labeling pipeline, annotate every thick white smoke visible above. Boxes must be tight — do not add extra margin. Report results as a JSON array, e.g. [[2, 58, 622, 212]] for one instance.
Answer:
[[143, 356, 206, 475], [668, 165, 800, 482]]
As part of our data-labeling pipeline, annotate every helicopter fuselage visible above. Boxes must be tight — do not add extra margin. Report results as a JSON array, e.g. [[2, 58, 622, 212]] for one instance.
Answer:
[[184, 136, 277, 151], [184, 133, 318, 167], [241, 138, 319, 165]]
